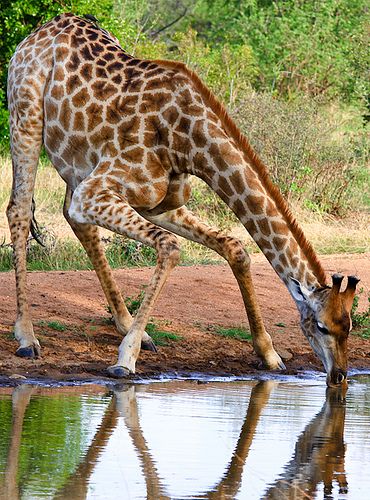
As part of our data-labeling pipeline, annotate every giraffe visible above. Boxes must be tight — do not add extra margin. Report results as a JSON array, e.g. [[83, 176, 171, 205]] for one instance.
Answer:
[[7, 13, 359, 385]]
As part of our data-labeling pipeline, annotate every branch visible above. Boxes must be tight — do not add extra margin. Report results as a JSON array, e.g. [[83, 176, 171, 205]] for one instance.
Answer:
[[150, 7, 188, 39]]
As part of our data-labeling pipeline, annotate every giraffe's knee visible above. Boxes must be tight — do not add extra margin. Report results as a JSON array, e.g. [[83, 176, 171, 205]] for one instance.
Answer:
[[156, 233, 181, 267], [223, 237, 250, 268]]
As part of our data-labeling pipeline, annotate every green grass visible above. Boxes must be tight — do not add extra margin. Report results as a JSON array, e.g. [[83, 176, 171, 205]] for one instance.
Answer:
[[0, 240, 93, 272], [125, 291, 145, 315], [4, 331, 14, 340], [104, 289, 182, 346], [124, 291, 182, 345], [351, 289, 370, 327], [2, 219, 367, 273], [351, 288, 370, 340], [146, 321, 182, 346], [212, 326, 252, 341], [352, 328, 370, 340], [37, 320, 95, 346], [0, 234, 222, 272], [37, 320, 67, 332]]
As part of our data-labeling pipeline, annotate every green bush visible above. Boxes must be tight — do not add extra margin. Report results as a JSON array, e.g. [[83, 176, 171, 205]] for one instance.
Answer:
[[351, 289, 370, 339], [192, 0, 369, 103], [1, 0, 368, 216], [169, 29, 258, 106], [235, 93, 369, 214]]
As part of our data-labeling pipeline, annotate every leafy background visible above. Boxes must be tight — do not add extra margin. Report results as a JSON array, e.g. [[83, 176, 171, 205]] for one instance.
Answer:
[[0, 0, 368, 214]]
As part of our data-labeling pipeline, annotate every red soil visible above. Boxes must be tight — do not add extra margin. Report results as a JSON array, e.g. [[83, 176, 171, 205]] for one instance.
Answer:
[[0, 253, 369, 381]]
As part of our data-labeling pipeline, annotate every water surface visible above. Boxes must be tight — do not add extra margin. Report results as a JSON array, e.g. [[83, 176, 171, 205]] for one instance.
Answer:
[[0, 374, 369, 499]]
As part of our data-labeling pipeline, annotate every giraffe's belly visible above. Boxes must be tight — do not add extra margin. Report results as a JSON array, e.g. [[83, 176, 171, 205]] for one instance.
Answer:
[[44, 129, 173, 212], [43, 135, 95, 190]]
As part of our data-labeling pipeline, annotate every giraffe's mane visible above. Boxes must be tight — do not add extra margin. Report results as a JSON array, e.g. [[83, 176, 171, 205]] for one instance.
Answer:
[[154, 59, 327, 286]]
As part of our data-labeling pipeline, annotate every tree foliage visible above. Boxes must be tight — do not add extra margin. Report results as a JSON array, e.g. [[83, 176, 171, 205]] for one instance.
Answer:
[[192, 0, 369, 101], [1, 0, 368, 108], [0, 0, 368, 214]]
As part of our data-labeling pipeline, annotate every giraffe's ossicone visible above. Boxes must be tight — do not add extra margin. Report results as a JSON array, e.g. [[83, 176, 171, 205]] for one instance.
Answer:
[[7, 13, 359, 385]]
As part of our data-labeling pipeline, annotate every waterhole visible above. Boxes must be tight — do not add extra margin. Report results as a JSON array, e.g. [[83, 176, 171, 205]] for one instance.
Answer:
[[0, 373, 369, 499]]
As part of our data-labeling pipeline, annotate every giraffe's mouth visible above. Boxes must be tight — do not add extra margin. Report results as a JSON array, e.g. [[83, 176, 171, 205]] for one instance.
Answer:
[[326, 369, 347, 387]]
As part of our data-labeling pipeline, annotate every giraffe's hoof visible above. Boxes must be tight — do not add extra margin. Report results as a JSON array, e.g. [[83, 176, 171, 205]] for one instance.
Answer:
[[265, 358, 286, 371], [16, 344, 40, 359], [107, 365, 132, 378], [277, 358, 286, 370], [266, 357, 286, 371], [141, 338, 157, 353], [262, 352, 286, 371]]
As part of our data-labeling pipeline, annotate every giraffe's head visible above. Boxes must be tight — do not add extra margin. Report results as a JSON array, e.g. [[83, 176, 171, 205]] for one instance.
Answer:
[[289, 274, 360, 387]]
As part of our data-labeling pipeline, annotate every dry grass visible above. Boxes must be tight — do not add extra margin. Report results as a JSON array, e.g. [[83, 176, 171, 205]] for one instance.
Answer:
[[1, 155, 368, 270], [0, 155, 70, 241]]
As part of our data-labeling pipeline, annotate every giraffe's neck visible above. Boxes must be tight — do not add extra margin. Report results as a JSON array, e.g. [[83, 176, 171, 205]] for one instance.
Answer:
[[191, 131, 326, 289], [155, 61, 327, 289]]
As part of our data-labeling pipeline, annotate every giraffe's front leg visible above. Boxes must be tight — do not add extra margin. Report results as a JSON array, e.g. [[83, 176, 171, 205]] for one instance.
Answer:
[[111, 239, 179, 376], [144, 207, 285, 371], [231, 261, 286, 370], [69, 182, 180, 377]]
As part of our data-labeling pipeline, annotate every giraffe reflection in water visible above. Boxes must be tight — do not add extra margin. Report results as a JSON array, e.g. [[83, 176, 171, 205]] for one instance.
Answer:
[[0, 381, 348, 499], [263, 386, 348, 499], [0, 385, 35, 500]]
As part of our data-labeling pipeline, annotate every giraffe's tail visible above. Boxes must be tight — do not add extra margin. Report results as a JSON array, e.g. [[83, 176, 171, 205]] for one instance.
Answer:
[[30, 198, 45, 247]]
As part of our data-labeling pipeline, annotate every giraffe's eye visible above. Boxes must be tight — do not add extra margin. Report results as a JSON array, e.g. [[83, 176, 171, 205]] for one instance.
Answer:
[[317, 322, 329, 335]]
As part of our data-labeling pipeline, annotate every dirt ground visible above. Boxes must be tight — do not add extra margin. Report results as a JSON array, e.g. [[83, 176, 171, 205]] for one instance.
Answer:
[[0, 253, 369, 381]]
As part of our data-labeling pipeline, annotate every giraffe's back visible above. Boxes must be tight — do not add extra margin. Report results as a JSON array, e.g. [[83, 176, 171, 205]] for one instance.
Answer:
[[8, 13, 201, 200]]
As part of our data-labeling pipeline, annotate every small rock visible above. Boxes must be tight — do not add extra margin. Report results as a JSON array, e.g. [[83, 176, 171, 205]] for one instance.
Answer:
[[277, 348, 293, 361], [9, 374, 27, 380]]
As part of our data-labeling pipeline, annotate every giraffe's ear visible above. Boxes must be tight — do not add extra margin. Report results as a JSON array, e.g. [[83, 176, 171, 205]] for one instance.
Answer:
[[289, 278, 311, 303]]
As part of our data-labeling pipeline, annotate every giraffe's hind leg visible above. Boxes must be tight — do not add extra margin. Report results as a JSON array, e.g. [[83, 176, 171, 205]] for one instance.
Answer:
[[6, 95, 43, 358], [63, 188, 156, 352], [142, 207, 285, 371], [69, 178, 180, 377]]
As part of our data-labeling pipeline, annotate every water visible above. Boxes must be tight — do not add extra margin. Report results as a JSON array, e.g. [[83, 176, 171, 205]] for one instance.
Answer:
[[0, 374, 369, 499]]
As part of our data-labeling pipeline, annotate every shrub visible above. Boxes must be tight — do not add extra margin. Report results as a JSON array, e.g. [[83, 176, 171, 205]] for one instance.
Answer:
[[192, 0, 369, 103], [235, 93, 369, 214], [170, 29, 258, 106]]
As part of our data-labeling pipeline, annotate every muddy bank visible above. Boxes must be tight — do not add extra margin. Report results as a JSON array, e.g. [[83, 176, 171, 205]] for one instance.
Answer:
[[0, 253, 369, 381]]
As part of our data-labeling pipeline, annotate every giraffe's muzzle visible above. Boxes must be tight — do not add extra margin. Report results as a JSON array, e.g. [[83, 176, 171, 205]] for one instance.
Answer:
[[327, 368, 347, 387]]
